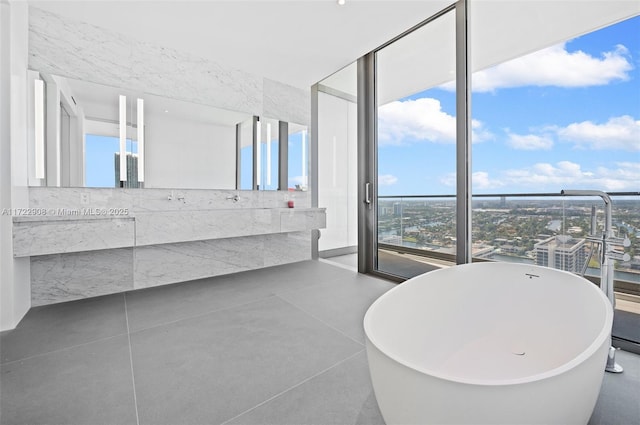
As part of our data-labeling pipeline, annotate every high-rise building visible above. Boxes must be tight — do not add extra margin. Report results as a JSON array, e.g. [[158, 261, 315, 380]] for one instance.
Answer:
[[393, 202, 403, 217], [114, 153, 141, 188], [534, 235, 587, 273]]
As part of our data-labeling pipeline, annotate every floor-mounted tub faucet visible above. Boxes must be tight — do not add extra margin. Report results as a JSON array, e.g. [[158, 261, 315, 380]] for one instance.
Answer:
[[561, 189, 630, 373]]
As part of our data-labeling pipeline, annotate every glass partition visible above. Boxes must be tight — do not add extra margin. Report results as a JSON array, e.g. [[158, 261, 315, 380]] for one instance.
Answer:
[[317, 62, 357, 254], [374, 8, 457, 278]]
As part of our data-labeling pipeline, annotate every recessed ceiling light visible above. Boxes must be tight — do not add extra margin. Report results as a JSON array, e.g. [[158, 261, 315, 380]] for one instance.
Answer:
[[337, 0, 345, 5]]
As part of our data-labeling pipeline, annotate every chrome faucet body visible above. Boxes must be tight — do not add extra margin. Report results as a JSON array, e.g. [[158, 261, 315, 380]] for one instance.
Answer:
[[561, 189, 629, 373]]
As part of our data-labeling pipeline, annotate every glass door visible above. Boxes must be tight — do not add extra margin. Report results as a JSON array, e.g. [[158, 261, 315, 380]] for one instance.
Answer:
[[373, 6, 458, 279]]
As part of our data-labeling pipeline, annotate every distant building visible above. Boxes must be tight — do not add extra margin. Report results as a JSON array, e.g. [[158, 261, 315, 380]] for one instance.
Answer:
[[114, 153, 141, 188], [393, 202, 403, 217], [534, 235, 587, 273], [378, 206, 392, 216]]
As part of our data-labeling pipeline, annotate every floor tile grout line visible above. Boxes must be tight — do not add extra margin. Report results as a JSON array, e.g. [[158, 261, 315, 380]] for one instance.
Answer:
[[220, 349, 366, 425], [128, 294, 278, 335], [125, 260, 362, 334], [124, 293, 141, 425], [0, 332, 129, 366], [274, 294, 365, 347], [269, 270, 380, 299]]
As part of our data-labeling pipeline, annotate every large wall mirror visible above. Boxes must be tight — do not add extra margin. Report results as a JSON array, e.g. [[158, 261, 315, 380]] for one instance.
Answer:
[[27, 72, 308, 191]]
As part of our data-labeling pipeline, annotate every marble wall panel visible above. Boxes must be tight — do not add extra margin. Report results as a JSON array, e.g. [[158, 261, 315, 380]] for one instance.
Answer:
[[29, 7, 262, 115], [263, 232, 312, 267], [263, 78, 311, 126], [133, 237, 264, 289], [31, 248, 133, 306], [280, 209, 326, 233]]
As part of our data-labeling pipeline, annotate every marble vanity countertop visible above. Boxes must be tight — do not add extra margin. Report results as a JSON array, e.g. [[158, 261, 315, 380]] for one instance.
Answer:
[[13, 206, 326, 257]]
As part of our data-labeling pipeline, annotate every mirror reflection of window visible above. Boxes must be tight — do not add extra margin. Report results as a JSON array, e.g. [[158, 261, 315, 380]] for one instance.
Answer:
[[258, 119, 279, 191], [239, 118, 254, 190], [288, 126, 308, 191], [85, 134, 138, 188]]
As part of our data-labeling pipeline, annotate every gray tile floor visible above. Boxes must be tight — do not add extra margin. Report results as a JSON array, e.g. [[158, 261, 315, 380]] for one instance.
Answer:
[[1, 259, 638, 425]]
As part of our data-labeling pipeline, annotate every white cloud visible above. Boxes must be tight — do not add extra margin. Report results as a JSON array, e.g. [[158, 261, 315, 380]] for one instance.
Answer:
[[378, 97, 492, 146], [502, 115, 639, 152], [378, 98, 455, 145], [441, 43, 632, 92], [502, 161, 640, 192], [439, 171, 505, 190], [473, 171, 506, 190], [441, 162, 638, 192], [378, 174, 398, 186], [595, 162, 640, 191], [557, 115, 640, 151], [507, 133, 554, 150], [439, 173, 455, 187]]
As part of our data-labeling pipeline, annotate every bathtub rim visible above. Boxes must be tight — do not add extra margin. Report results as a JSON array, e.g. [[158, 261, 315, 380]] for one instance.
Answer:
[[363, 262, 614, 387]]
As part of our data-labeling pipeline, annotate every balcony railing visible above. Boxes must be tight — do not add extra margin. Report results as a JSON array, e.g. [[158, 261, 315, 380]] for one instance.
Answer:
[[378, 191, 640, 294]]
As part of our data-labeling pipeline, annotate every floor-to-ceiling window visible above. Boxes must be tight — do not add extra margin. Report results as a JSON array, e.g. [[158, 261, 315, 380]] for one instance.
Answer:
[[470, 11, 640, 349], [342, 0, 639, 349], [374, 6, 458, 278]]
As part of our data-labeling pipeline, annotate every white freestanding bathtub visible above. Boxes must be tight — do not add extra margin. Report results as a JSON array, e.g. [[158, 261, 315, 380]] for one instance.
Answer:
[[364, 262, 613, 425]]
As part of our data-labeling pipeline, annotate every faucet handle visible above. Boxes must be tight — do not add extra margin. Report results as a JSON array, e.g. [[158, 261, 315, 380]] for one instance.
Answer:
[[609, 250, 631, 262], [607, 235, 631, 247]]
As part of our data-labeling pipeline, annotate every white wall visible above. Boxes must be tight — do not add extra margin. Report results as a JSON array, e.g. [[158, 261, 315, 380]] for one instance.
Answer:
[[145, 114, 236, 190], [1, 0, 31, 331], [318, 92, 358, 252]]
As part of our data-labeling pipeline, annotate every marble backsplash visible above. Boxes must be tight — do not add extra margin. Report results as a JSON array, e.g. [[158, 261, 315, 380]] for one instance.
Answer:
[[27, 187, 311, 211]]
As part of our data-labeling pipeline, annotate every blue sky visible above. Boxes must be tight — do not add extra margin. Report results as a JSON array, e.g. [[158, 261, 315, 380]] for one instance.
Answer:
[[377, 15, 640, 196], [85, 135, 137, 187]]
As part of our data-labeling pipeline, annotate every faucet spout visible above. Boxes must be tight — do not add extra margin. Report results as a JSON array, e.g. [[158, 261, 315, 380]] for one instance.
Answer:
[[561, 189, 625, 373]]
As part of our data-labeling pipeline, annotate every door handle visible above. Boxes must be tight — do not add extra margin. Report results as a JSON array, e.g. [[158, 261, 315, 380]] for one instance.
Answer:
[[365, 182, 371, 205]]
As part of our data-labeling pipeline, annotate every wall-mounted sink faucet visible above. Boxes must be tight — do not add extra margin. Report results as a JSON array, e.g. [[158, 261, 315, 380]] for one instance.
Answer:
[[167, 190, 186, 202], [226, 194, 240, 202], [561, 189, 630, 373]]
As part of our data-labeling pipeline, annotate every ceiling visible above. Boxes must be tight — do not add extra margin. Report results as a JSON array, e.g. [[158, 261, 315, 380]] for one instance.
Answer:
[[28, 0, 640, 105], [28, 0, 453, 90]]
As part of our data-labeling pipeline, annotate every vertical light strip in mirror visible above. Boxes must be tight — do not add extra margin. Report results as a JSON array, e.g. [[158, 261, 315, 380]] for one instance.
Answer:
[[266, 122, 272, 186], [302, 129, 307, 186], [119, 95, 127, 182], [137, 98, 144, 183], [34, 79, 45, 179], [256, 119, 262, 188]]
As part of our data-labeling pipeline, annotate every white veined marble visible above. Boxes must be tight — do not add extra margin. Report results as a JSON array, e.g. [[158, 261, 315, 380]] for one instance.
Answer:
[[31, 248, 134, 306], [28, 7, 310, 120], [28, 187, 311, 212], [13, 217, 134, 257], [263, 78, 311, 127], [133, 237, 265, 289]]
